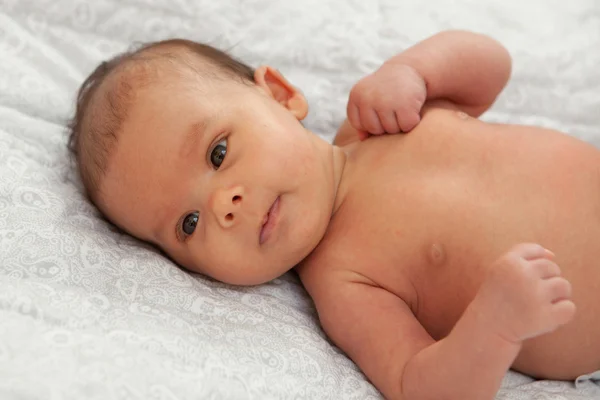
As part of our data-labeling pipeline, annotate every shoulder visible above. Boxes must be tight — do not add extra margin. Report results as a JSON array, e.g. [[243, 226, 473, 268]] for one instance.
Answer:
[[296, 239, 368, 297]]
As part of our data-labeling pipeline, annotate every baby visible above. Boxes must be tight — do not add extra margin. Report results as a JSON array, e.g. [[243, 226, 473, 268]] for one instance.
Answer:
[[68, 31, 600, 399]]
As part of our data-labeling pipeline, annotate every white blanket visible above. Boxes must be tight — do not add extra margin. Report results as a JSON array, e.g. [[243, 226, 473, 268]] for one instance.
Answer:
[[1, 0, 599, 399]]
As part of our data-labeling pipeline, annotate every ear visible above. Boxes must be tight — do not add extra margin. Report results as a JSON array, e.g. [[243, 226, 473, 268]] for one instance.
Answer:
[[254, 65, 308, 120]]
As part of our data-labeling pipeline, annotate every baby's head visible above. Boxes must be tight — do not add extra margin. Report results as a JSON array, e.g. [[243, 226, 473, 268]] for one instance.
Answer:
[[69, 39, 340, 285]]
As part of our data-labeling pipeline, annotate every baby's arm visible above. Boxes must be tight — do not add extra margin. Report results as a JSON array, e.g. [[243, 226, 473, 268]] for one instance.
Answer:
[[388, 29, 512, 117], [314, 278, 517, 400], [309, 244, 573, 400], [340, 30, 511, 143]]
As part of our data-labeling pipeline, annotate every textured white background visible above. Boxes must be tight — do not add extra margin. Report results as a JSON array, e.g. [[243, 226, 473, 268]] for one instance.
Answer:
[[1, 0, 599, 399]]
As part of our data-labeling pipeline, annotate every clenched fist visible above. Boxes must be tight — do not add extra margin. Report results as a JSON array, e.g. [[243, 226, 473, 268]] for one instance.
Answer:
[[347, 63, 427, 140], [474, 243, 576, 345]]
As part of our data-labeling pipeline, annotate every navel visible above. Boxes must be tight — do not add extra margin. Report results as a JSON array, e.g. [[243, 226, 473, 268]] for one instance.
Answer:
[[427, 243, 447, 266]]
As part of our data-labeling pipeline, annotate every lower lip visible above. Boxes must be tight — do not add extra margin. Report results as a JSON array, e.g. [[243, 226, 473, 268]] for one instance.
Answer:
[[260, 196, 280, 245]]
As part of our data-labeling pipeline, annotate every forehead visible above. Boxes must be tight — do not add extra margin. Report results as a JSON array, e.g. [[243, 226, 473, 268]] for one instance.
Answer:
[[98, 80, 207, 238]]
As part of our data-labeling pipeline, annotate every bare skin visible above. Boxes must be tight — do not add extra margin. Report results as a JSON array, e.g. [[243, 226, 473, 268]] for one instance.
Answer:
[[97, 31, 599, 400], [297, 105, 600, 399], [297, 31, 599, 399]]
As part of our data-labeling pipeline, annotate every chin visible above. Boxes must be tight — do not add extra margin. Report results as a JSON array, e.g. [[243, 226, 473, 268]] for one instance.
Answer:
[[230, 238, 322, 287], [286, 208, 331, 263]]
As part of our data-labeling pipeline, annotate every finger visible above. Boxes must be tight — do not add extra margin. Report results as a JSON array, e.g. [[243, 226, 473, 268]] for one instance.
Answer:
[[360, 107, 384, 134], [543, 277, 572, 303], [511, 243, 554, 261], [347, 103, 364, 132], [357, 130, 370, 141], [397, 110, 421, 133], [551, 300, 576, 326], [529, 259, 562, 279], [377, 110, 401, 133]]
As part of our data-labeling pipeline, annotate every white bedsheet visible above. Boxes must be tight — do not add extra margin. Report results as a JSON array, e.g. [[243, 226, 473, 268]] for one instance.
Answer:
[[1, 0, 600, 399]]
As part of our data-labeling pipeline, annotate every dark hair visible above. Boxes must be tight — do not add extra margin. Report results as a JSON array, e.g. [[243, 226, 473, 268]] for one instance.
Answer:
[[67, 39, 255, 205]]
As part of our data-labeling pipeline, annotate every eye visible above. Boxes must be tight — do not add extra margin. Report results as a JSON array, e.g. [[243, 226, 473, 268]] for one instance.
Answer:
[[209, 138, 227, 169], [181, 211, 199, 236]]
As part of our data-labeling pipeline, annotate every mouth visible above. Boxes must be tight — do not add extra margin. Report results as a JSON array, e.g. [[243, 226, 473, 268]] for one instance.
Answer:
[[259, 196, 280, 245]]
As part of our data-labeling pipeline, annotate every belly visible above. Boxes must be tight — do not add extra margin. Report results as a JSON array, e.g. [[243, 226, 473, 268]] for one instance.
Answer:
[[342, 108, 600, 375]]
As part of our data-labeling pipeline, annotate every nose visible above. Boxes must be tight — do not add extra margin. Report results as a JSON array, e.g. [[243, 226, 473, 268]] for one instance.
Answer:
[[210, 185, 244, 228]]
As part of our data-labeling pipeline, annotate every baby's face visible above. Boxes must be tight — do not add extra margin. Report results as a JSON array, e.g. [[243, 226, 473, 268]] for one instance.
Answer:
[[99, 69, 338, 285]]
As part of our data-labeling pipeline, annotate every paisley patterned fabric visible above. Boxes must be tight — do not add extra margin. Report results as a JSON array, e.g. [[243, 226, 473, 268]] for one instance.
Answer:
[[1, 0, 599, 399]]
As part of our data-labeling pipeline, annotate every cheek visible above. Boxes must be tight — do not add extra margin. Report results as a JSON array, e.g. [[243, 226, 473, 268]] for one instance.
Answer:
[[199, 228, 290, 285], [190, 235, 254, 283], [266, 137, 317, 179]]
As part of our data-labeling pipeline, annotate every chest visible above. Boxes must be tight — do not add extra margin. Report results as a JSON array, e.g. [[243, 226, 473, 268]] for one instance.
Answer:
[[321, 190, 493, 339], [306, 115, 600, 339]]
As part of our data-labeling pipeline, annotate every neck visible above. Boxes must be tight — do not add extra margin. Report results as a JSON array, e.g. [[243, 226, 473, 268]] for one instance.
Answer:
[[330, 144, 349, 216], [293, 140, 350, 286]]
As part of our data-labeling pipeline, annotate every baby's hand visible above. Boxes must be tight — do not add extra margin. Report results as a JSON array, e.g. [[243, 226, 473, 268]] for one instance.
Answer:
[[474, 243, 576, 345], [347, 63, 426, 140]]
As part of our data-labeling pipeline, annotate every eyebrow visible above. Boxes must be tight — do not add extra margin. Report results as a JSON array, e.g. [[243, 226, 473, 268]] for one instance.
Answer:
[[157, 116, 215, 243], [180, 116, 214, 159]]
